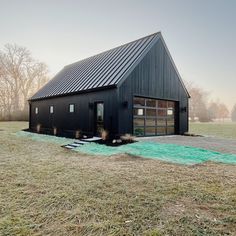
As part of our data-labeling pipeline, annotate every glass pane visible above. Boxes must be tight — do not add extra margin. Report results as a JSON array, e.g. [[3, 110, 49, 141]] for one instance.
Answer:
[[146, 99, 156, 107], [158, 100, 167, 108], [157, 109, 167, 116], [133, 97, 145, 106], [145, 127, 156, 136], [167, 126, 175, 134], [69, 104, 75, 113], [35, 107, 38, 114], [167, 108, 174, 116], [146, 118, 156, 126], [167, 119, 175, 126], [134, 108, 144, 116], [97, 103, 104, 122], [134, 127, 144, 136], [146, 109, 156, 117], [157, 127, 166, 135], [168, 101, 175, 108], [133, 118, 144, 126], [157, 118, 166, 126]]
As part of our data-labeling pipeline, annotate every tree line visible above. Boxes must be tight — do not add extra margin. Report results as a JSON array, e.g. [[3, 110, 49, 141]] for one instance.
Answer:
[[186, 81, 236, 122], [0, 44, 235, 122], [0, 44, 49, 120]]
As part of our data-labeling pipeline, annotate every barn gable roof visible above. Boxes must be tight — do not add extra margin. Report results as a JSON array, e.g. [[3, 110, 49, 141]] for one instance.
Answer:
[[30, 32, 189, 100], [30, 32, 160, 100]]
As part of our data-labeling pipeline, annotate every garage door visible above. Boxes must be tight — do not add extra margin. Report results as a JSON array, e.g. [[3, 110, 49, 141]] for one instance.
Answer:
[[133, 96, 176, 136]]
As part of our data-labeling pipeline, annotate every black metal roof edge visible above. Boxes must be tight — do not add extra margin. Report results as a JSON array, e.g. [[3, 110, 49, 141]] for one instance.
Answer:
[[116, 32, 161, 88], [28, 84, 117, 102], [64, 31, 161, 69], [158, 34, 190, 98], [30, 67, 67, 100]]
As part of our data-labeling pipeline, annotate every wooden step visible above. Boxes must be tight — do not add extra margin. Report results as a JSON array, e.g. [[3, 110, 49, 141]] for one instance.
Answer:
[[81, 137, 102, 142]]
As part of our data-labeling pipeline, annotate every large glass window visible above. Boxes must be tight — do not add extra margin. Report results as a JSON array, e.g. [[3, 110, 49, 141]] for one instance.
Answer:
[[133, 96, 176, 136]]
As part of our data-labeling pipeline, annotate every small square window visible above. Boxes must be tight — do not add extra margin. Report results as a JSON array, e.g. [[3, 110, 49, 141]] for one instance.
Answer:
[[50, 105, 54, 114], [35, 107, 38, 114], [69, 104, 75, 113]]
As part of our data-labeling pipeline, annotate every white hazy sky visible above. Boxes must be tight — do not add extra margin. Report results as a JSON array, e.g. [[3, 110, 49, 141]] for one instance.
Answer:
[[1, 0, 236, 109]]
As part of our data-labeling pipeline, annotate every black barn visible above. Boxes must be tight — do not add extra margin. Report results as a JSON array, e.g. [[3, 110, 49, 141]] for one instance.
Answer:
[[29, 32, 189, 137]]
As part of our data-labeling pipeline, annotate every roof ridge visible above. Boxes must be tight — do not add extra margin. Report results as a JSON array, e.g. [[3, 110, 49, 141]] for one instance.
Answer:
[[65, 32, 161, 68]]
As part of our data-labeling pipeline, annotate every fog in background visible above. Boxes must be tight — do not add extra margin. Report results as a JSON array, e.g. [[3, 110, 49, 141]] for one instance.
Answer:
[[0, 0, 236, 111]]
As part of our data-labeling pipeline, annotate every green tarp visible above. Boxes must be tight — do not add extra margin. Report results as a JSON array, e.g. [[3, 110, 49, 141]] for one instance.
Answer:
[[17, 131, 236, 165], [75, 141, 236, 165]]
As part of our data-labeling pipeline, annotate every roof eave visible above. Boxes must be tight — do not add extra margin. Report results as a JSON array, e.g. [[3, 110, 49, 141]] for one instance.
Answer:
[[28, 84, 117, 102]]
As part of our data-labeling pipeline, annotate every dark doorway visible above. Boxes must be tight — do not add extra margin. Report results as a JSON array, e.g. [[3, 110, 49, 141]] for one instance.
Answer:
[[94, 102, 104, 135]]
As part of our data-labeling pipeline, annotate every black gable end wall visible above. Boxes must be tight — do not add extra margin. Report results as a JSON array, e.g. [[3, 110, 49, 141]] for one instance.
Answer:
[[118, 38, 189, 135]]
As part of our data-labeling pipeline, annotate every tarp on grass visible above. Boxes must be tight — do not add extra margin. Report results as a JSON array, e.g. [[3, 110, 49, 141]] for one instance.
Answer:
[[75, 141, 236, 165], [16, 131, 236, 165]]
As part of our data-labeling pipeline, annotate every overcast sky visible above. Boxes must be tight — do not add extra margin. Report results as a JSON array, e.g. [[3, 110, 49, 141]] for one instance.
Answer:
[[1, 0, 235, 109]]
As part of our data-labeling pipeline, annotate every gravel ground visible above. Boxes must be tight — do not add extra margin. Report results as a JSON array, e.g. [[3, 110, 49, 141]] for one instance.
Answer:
[[136, 135, 236, 155]]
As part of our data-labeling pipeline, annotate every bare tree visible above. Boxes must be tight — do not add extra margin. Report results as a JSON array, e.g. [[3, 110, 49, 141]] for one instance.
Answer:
[[0, 44, 49, 120], [208, 102, 219, 120], [185, 81, 210, 121], [218, 103, 229, 121]]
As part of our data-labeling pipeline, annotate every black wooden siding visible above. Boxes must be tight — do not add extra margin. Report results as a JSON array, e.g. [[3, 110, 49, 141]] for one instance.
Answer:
[[117, 38, 188, 135], [30, 89, 118, 136]]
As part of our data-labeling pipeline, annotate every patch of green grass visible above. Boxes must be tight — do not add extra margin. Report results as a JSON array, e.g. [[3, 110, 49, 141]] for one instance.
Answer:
[[0, 122, 236, 235], [189, 122, 236, 139]]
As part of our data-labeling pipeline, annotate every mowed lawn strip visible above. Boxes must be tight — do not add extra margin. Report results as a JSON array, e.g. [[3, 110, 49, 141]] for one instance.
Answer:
[[190, 122, 236, 139], [0, 122, 236, 236]]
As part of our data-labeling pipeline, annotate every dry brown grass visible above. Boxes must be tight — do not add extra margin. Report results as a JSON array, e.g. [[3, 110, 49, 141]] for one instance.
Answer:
[[0, 122, 236, 236]]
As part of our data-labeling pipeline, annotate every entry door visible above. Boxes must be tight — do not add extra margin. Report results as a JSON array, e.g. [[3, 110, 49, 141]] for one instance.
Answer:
[[94, 102, 104, 135]]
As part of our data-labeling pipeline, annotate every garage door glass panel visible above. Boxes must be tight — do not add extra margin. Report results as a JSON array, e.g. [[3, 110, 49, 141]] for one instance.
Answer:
[[134, 97, 145, 106], [157, 118, 166, 126], [133, 97, 176, 136], [157, 127, 166, 135], [134, 127, 144, 136], [145, 127, 156, 136], [167, 127, 175, 134], [146, 99, 156, 107], [146, 118, 156, 126], [167, 119, 175, 126], [158, 100, 167, 108], [157, 109, 167, 116], [146, 109, 156, 117], [134, 108, 144, 116], [134, 118, 144, 126]]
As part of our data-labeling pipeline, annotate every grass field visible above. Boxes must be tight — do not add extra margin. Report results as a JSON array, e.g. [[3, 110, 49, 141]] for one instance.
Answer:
[[190, 122, 236, 139], [0, 122, 236, 236]]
